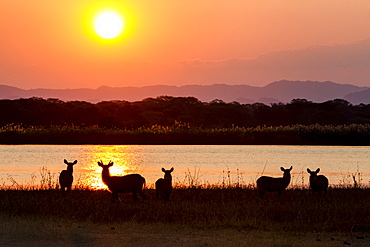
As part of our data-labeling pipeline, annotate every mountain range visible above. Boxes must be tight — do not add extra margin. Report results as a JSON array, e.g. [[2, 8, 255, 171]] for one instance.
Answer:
[[0, 80, 369, 104]]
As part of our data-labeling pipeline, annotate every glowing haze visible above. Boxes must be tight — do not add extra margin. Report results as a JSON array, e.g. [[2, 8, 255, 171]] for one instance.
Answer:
[[1, 0, 370, 90]]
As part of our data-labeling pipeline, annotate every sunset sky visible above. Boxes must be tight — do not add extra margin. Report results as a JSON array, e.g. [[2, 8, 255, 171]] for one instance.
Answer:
[[1, 0, 370, 89]]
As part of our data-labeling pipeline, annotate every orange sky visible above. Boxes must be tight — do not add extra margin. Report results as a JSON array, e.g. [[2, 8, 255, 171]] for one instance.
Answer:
[[1, 0, 370, 89]]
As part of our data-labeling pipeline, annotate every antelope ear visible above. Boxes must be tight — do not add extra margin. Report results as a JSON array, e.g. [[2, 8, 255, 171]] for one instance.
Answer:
[[97, 161, 103, 167], [289, 166, 293, 171], [307, 168, 312, 173], [170, 167, 174, 172], [162, 168, 166, 172], [64, 159, 68, 164], [280, 167, 285, 171], [73, 160, 78, 165], [108, 161, 114, 167], [315, 168, 320, 173]]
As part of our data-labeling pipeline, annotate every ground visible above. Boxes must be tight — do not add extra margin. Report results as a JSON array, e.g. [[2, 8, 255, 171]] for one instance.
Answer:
[[0, 216, 369, 247]]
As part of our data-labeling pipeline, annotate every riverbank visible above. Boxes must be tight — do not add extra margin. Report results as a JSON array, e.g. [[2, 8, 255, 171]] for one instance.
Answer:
[[1, 124, 370, 145]]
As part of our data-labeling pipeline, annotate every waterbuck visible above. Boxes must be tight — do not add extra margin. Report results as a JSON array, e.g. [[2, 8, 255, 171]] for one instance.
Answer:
[[256, 166, 293, 196], [97, 161, 146, 201], [307, 168, 329, 195], [59, 159, 77, 192], [155, 167, 174, 200]]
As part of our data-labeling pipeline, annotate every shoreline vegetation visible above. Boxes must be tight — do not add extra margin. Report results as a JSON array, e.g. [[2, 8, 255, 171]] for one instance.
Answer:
[[1, 123, 370, 145], [1, 169, 369, 234]]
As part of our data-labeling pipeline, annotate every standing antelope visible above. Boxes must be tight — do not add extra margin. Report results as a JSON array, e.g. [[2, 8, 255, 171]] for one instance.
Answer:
[[97, 161, 146, 201], [59, 159, 77, 192], [307, 168, 329, 195], [256, 166, 293, 196], [155, 167, 174, 200]]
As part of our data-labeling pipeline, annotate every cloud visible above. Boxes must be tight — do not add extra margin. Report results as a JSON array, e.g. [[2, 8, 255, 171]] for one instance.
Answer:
[[2, 38, 370, 88], [168, 39, 370, 86], [176, 57, 254, 68]]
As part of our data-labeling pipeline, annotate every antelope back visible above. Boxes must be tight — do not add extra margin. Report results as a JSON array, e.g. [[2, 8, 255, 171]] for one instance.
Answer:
[[257, 176, 286, 192], [106, 174, 145, 193]]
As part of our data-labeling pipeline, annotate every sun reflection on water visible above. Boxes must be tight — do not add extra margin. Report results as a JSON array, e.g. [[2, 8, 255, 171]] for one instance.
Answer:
[[82, 145, 144, 190]]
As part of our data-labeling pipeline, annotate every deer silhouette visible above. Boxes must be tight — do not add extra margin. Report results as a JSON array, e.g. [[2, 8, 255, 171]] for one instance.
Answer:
[[59, 159, 77, 192], [97, 161, 146, 201], [307, 168, 329, 195], [256, 166, 293, 196], [155, 167, 174, 200]]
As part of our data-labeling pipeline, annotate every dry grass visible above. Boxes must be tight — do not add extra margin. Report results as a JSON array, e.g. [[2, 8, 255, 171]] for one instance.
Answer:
[[1, 215, 370, 247], [0, 186, 369, 233]]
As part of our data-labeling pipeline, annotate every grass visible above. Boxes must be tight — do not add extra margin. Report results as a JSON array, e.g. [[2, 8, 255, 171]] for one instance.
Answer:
[[1, 184, 369, 233]]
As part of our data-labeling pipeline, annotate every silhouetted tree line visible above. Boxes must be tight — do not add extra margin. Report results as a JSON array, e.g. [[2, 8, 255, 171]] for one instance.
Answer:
[[0, 96, 370, 128]]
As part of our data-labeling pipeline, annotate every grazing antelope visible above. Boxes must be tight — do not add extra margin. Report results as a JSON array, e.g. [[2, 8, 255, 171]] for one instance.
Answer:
[[155, 167, 174, 200], [59, 159, 77, 192], [307, 168, 329, 195], [256, 166, 293, 196], [97, 161, 146, 201]]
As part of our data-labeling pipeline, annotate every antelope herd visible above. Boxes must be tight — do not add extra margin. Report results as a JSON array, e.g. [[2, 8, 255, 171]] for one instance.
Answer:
[[58, 159, 330, 201]]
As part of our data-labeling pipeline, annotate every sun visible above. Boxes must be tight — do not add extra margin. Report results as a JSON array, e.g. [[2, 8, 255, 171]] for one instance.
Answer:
[[94, 11, 124, 39], [83, 2, 134, 44]]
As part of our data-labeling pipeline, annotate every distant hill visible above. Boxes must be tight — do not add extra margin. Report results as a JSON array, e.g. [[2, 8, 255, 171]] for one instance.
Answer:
[[0, 80, 368, 104], [344, 88, 370, 105]]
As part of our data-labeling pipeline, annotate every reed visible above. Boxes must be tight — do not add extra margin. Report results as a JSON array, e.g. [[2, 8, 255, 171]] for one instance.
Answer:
[[1, 123, 370, 144]]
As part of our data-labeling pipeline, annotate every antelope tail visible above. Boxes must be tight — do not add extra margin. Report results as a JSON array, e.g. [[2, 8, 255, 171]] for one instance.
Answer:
[[142, 177, 146, 190]]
